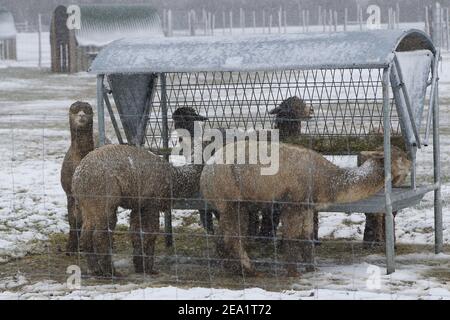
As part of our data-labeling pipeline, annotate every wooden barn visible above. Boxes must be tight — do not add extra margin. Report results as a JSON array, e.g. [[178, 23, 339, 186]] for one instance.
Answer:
[[50, 4, 163, 73], [0, 7, 17, 60]]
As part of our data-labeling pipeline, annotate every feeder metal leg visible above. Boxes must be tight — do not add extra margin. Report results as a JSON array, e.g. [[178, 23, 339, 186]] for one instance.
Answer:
[[383, 67, 395, 274], [433, 80, 443, 254], [97, 75, 106, 147], [160, 73, 174, 248]]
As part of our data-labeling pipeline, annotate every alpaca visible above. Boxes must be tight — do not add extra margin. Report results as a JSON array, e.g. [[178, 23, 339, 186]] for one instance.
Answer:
[[72, 107, 207, 276], [61, 101, 95, 254], [200, 142, 411, 276], [255, 96, 314, 239], [61, 102, 112, 254]]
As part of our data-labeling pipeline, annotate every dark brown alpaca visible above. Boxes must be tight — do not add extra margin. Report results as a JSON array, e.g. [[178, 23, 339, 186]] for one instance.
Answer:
[[269, 96, 314, 140], [255, 96, 314, 240], [72, 107, 207, 276], [61, 102, 95, 254]]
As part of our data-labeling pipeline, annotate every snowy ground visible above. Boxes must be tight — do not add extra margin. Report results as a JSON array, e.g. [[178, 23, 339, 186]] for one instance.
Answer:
[[0, 32, 449, 300]]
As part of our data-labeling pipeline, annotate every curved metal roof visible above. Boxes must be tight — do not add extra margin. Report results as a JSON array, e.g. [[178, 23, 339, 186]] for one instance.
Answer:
[[74, 4, 163, 47], [0, 7, 17, 40], [90, 29, 435, 74]]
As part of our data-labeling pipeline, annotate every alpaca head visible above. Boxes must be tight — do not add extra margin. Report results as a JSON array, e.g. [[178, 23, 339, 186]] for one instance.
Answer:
[[360, 146, 412, 186], [172, 107, 208, 137], [269, 96, 313, 139], [69, 101, 93, 131]]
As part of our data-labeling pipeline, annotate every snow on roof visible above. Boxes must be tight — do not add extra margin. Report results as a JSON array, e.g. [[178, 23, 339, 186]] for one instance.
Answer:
[[74, 4, 163, 47], [90, 29, 435, 74], [0, 7, 17, 40]]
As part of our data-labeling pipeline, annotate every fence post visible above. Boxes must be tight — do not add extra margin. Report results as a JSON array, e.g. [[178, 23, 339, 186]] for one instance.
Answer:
[[446, 7, 449, 51], [344, 7, 348, 31], [306, 10, 310, 32], [262, 10, 266, 33], [222, 10, 226, 35], [298, 4, 301, 31], [396, 3, 400, 29], [431, 2, 442, 47], [388, 8, 392, 29], [357, 4, 360, 28], [240, 8, 245, 33], [230, 10, 233, 34], [440, 6, 444, 47], [359, 6, 363, 30], [167, 9, 173, 37], [163, 9, 167, 35], [334, 10, 338, 32], [318, 6, 322, 25], [269, 14, 273, 34], [38, 13, 42, 68], [302, 10, 306, 32], [284, 10, 287, 33], [425, 6, 430, 34], [278, 7, 282, 33], [329, 9, 333, 32]]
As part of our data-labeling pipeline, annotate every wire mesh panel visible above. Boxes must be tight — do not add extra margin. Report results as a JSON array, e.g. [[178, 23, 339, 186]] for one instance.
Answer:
[[146, 68, 402, 155]]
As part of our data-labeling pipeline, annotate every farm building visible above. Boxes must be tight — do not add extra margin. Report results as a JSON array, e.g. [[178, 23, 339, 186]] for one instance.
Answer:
[[0, 7, 17, 60], [50, 4, 163, 73]]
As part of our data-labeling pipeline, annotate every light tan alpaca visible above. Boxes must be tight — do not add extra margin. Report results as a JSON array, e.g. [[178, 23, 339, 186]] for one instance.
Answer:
[[200, 142, 411, 277]]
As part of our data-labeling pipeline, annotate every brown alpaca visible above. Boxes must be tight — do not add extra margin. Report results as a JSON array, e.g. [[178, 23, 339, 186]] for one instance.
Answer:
[[72, 107, 207, 276], [61, 102, 95, 254], [200, 143, 411, 277]]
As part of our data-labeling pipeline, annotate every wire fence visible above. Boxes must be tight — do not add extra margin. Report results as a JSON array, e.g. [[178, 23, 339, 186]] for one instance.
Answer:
[[0, 3, 449, 300]]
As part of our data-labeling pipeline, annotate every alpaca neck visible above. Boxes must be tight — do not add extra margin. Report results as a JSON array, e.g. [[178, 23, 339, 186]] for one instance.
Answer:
[[170, 164, 204, 199], [331, 160, 385, 204], [70, 124, 94, 157]]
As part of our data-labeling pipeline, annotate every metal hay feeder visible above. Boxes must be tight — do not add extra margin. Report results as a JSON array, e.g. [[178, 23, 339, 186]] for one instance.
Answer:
[[90, 29, 443, 274]]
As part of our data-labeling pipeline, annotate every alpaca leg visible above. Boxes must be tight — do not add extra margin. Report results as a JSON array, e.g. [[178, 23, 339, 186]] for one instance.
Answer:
[[247, 210, 259, 238], [299, 209, 316, 272], [281, 206, 315, 277], [259, 204, 282, 240], [199, 209, 215, 234], [313, 211, 320, 243], [66, 195, 81, 254], [80, 202, 117, 277], [216, 202, 255, 275], [363, 212, 398, 249], [130, 207, 160, 274]]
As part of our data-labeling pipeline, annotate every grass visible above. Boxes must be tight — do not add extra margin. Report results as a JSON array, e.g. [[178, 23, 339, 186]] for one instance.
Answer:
[[1, 220, 449, 292]]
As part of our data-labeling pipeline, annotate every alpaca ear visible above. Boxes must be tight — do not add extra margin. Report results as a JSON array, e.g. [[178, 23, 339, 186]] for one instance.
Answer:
[[197, 115, 208, 121], [361, 151, 384, 160], [269, 107, 282, 115]]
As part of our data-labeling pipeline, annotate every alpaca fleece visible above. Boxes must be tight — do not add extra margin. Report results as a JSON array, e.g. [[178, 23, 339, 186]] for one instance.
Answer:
[[72, 107, 206, 276], [200, 142, 411, 277]]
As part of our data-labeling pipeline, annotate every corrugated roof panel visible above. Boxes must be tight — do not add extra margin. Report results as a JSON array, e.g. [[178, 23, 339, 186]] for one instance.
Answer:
[[90, 29, 435, 74], [75, 4, 163, 47]]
